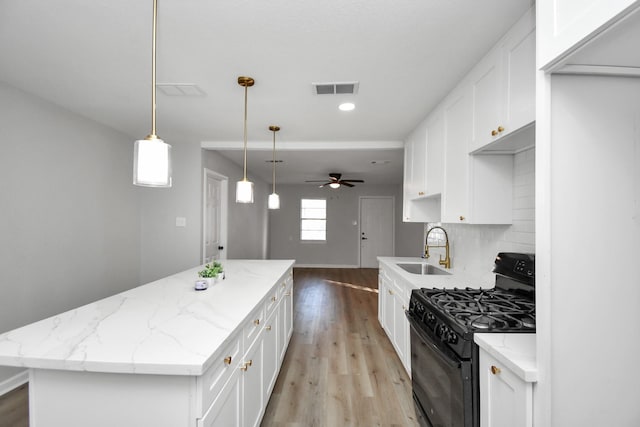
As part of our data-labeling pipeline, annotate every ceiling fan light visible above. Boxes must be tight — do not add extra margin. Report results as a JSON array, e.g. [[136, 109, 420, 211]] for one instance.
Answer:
[[268, 193, 280, 210], [329, 182, 341, 189], [236, 180, 254, 203], [133, 137, 172, 187]]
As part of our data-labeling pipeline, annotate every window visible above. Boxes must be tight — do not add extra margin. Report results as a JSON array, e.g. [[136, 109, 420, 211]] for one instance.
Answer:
[[300, 198, 326, 241]]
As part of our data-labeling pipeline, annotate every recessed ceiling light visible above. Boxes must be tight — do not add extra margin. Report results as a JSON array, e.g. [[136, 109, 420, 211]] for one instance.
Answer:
[[339, 102, 355, 111]]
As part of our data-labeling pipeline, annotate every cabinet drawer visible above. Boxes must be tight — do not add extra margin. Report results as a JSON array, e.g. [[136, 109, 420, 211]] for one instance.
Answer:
[[278, 271, 293, 298], [196, 336, 242, 417], [264, 288, 279, 316], [243, 305, 265, 350]]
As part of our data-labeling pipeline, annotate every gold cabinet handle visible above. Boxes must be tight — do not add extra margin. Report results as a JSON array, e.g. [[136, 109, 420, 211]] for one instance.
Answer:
[[224, 356, 232, 365], [459, 216, 465, 221], [271, 296, 277, 302], [388, 289, 393, 295], [254, 319, 260, 326], [240, 360, 253, 371], [497, 125, 504, 133], [266, 325, 272, 331], [491, 129, 498, 136], [418, 191, 425, 196], [491, 365, 501, 375]]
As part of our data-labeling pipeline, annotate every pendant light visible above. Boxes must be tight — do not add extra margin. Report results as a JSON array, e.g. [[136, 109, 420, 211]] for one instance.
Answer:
[[268, 125, 281, 210], [236, 76, 255, 203], [133, 0, 172, 187]]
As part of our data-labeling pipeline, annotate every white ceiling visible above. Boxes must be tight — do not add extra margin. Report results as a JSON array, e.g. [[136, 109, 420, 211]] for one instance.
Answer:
[[0, 0, 533, 185]]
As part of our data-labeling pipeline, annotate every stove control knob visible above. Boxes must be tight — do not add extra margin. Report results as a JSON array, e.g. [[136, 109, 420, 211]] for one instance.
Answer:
[[426, 313, 436, 323], [447, 333, 458, 344], [435, 324, 443, 338]]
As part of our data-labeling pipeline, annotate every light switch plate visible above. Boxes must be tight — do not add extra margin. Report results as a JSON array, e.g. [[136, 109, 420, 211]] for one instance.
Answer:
[[175, 217, 186, 227]]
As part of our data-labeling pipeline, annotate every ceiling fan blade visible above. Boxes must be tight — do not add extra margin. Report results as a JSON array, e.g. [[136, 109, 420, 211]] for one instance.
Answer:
[[341, 182, 355, 187], [341, 179, 364, 183], [305, 180, 330, 183]]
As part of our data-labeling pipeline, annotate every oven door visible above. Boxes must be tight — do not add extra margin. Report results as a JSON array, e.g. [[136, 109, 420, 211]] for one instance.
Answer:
[[407, 313, 475, 427]]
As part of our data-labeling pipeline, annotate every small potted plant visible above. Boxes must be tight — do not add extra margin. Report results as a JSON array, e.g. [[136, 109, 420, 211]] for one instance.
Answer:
[[198, 262, 223, 288]]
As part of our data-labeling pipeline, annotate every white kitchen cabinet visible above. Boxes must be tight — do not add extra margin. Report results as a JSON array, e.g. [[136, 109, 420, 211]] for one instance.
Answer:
[[262, 304, 279, 401], [425, 106, 445, 196], [408, 121, 428, 199], [242, 328, 264, 427], [378, 265, 411, 376], [198, 365, 242, 427], [402, 140, 413, 222], [469, 8, 535, 153], [479, 348, 533, 427], [441, 87, 471, 223], [278, 275, 293, 363], [537, 0, 640, 70]]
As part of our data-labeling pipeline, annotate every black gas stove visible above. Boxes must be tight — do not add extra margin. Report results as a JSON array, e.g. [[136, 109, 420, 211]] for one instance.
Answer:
[[406, 252, 535, 427]]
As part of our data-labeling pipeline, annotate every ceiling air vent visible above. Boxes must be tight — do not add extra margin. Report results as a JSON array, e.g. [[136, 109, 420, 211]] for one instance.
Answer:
[[312, 81, 359, 95]]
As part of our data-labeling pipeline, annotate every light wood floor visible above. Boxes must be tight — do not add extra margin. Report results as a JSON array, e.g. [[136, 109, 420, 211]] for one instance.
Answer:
[[262, 268, 418, 427], [0, 383, 28, 427], [0, 268, 417, 427]]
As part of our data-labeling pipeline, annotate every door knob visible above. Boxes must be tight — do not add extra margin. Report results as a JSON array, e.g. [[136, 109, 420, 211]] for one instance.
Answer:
[[361, 237, 368, 240]]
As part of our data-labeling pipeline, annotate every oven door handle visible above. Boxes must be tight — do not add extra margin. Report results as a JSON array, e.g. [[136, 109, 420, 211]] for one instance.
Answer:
[[406, 311, 462, 369]]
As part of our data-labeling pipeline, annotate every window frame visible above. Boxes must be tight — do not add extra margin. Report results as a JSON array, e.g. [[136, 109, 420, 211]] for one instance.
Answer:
[[300, 198, 327, 242]]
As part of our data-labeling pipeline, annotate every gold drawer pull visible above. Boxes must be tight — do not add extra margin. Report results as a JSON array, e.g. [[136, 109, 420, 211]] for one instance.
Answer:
[[497, 125, 504, 133], [224, 356, 232, 365], [491, 129, 498, 136], [388, 289, 393, 295], [240, 360, 253, 371], [271, 296, 277, 302], [254, 319, 260, 326], [459, 215, 465, 221], [266, 325, 272, 331], [491, 365, 501, 375]]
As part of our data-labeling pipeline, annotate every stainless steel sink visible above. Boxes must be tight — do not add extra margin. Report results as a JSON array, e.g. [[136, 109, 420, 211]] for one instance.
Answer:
[[397, 263, 451, 276]]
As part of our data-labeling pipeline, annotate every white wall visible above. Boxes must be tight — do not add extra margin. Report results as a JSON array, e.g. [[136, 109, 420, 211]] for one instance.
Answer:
[[0, 82, 141, 383], [269, 184, 423, 266], [202, 150, 270, 260], [425, 147, 536, 277]]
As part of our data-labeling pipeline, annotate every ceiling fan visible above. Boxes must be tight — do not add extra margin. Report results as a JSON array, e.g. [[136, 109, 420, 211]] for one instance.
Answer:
[[305, 173, 364, 188]]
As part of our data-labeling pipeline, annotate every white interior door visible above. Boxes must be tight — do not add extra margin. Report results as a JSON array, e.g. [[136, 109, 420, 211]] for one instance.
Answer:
[[203, 169, 228, 263], [359, 197, 395, 268]]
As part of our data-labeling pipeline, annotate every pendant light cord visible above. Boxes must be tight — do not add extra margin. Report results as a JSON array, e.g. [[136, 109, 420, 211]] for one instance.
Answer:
[[272, 130, 276, 193], [150, 0, 158, 139], [242, 84, 248, 181]]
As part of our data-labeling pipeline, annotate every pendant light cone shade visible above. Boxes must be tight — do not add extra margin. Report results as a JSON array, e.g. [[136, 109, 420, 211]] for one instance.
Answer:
[[133, 0, 172, 187], [133, 137, 171, 187], [268, 193, 280, 209], [268, 125, 281, 210], [236, 76, 255, 203]]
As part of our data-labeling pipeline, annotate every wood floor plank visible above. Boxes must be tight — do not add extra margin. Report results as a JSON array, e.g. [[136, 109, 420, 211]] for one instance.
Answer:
[[0, 383, 28, 427], [262, 268, 418, 427]]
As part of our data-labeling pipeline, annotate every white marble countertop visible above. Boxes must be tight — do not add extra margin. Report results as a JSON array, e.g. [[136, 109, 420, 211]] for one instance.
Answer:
[[474, 333, 537, 382], [0, 259, 295, 376], [378, 256, 495, 289]]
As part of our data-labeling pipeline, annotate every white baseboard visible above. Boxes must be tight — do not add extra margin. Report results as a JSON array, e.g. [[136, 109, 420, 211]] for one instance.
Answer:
[[0, 370, 28, 396], [294, 263, 360, 269]]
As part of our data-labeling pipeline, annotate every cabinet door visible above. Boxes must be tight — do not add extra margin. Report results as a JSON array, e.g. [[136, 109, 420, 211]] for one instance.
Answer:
[[278, 282, 293, 363], [425, 108, 444, 196], [410, 122, 428, 198], [538, 0, 640, 69], [242, 336, 264, 427], [503, 9, 535, 135], [198, 367, 242, 427], [442, 88, 472, 223], [402, 140, 413, 221], [479, 350, 532, 427], [470, 47, 503, 152], [392, 294, 410, 376], [263, 307, 279, 399], [377, 273, 385, 325]]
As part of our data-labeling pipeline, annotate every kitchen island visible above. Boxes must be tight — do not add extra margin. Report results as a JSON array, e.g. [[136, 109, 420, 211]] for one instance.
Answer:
[[0, 259, 295, 427]]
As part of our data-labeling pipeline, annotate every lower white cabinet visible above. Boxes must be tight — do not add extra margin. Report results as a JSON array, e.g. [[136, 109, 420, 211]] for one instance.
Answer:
[[199, 270, 293, 427], [378, 265, 411, 376], [479, 348, 533, 427]]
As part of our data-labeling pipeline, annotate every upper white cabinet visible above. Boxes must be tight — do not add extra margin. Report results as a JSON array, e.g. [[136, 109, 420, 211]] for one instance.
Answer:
[[469, 8, 536, 153], [442, 88, 472, 223], [538, 0, 640, 70], [402, 7, 534, 224]]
